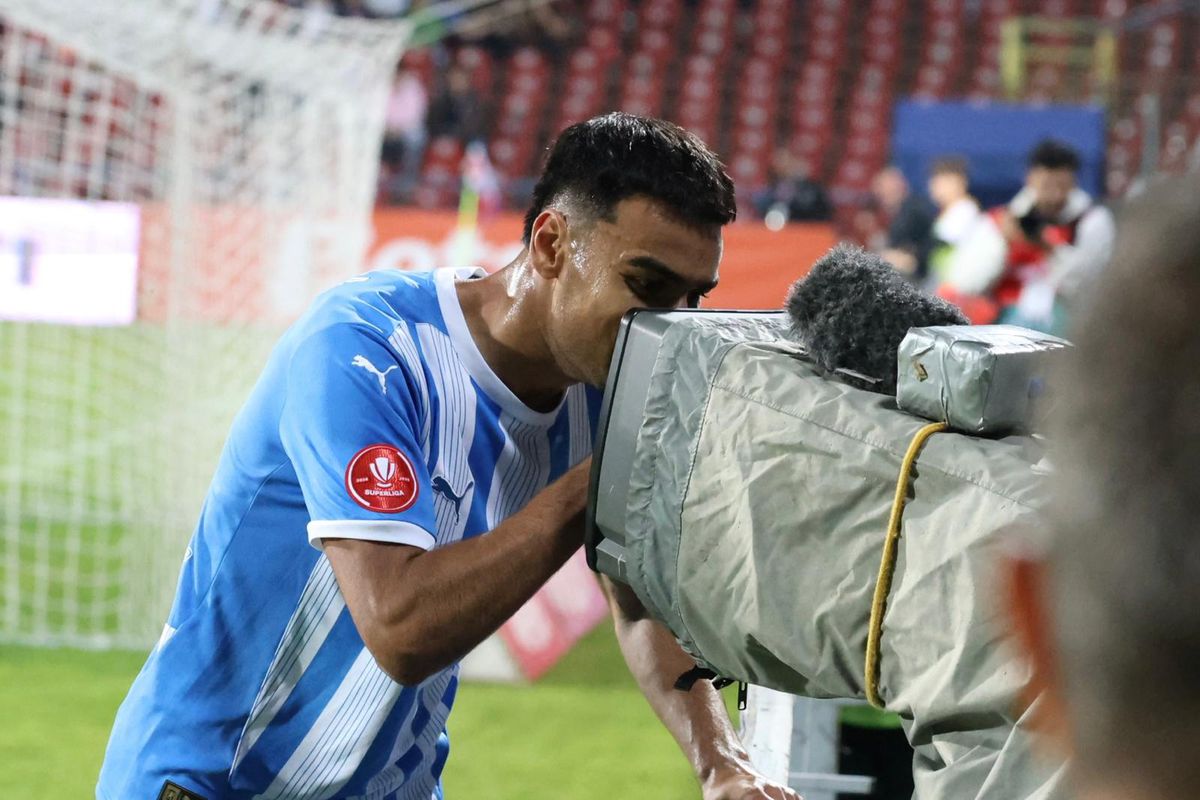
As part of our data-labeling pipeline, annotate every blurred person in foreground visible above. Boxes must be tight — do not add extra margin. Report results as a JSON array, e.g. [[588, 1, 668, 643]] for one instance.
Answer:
[[942, 139, 1115, 333], [97, 113, 800, 800], [871, 165, 935, 280], [754, 148, 833, 224], [925, 156, 980, 288], [1006, 180, 1200, 800]]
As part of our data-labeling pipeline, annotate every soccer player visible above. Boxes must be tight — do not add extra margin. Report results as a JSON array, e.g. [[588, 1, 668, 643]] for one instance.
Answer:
[[98, 113, 801, 800]]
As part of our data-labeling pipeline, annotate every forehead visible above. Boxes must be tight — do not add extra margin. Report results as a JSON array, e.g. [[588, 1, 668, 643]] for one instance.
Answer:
[[592, 196, 722, 280], [1030, 167, 1075, 183]]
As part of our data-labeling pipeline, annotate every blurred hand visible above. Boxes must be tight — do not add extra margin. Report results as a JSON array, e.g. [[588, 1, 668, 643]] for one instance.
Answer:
[[702, 764, 804, 800], [1041, 225, 1071, 249], [996, 211, 1027, 244]]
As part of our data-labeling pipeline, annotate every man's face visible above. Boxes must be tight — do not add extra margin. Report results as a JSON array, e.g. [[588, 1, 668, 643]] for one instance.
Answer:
[[928, 172, 966, 210], [1027, 167, 1076, 218], [537, 196, 722, 387]]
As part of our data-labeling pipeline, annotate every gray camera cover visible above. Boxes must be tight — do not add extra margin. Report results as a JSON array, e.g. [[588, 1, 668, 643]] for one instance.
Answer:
[[896, 325, 1071, 435], [586, 312, 1066, 800]]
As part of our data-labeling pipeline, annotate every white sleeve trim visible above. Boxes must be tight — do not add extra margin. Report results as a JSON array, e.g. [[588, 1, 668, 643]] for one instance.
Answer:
[[307, 519, 436, 552]]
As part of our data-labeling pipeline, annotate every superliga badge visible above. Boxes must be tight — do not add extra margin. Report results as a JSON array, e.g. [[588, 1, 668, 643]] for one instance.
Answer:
[[345, 444, 419, 513]]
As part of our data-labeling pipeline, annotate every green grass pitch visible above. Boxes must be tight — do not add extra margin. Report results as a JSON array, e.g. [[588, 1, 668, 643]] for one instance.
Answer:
[[0, 593, 720, 799]]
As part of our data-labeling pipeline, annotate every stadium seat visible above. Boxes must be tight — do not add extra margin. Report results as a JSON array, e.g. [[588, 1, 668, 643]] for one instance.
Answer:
[[380, 0, 1200, 212]]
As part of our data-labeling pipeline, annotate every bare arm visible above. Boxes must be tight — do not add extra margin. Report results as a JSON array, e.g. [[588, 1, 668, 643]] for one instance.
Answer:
[[324, 459, 589, 685], [602, 576, 798, 799]]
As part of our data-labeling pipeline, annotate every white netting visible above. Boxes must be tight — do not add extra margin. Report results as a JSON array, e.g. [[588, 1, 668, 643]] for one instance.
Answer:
[[0, 0, 407, 648]]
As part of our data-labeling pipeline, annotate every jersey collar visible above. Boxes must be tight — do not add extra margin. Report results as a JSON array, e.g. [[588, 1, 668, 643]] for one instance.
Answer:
[[435, 267, 567, 427]]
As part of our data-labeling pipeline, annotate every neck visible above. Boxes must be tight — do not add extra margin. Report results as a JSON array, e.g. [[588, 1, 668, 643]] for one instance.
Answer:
[[454, 256, 573, 412]]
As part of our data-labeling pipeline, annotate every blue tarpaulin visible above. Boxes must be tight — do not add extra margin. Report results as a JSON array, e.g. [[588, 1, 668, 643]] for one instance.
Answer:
[[892, 100, 1107, 208]]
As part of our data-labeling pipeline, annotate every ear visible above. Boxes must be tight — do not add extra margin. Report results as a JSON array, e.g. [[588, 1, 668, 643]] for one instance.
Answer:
[[1003, 547, 1073, 757], [528, 209, 568, 280]]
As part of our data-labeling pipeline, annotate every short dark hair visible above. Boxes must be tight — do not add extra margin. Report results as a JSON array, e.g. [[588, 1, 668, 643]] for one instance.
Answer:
[[1028, 139, 1081, 172], [930, 155, 969, 179], [522, 113, 737, 244], [1048, 179, 1200, 798]]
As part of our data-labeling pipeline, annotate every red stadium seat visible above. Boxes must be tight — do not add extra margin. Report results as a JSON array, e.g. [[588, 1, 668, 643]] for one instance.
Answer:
[[383, 0, 1192, 212]]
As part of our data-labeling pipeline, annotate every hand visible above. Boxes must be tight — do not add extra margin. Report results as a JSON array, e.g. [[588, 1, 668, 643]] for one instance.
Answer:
[[702, 764, 804, 800], [1041, 225, 1071, 248], [996, 210, 1027, 244]]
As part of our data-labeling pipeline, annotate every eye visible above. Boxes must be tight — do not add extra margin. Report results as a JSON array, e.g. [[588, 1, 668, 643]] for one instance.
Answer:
[[625, 277, 666, 304]]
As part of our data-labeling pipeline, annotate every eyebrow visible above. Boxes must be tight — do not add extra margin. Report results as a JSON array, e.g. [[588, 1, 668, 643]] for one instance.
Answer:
[[627, 255, 718, 294]]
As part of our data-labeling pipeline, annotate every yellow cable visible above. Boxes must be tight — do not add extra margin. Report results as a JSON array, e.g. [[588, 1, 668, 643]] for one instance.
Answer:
[[864, 421, 948, 709]]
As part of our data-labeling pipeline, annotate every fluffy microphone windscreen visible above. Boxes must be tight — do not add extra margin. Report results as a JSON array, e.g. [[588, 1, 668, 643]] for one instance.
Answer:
[[786, 244, 968, 395]]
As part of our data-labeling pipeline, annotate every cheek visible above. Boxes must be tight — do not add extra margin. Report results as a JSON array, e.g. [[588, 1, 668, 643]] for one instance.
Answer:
[[577, 304, 630, 379], [598, 311, 624, 355]]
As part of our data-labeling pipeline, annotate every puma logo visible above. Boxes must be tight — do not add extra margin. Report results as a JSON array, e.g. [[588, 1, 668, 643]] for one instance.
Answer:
[[351, 355, 398, 395], [431, 475, 473, 518]]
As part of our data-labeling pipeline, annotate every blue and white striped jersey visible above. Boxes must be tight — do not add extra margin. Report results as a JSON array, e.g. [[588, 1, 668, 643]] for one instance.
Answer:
[[98, 267, 600, 800]]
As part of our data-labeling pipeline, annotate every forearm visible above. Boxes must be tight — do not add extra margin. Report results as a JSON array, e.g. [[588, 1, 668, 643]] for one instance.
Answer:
[[391, 505, 580, 677], [603, 578, 750, 782], [327, 466, 587, 683]]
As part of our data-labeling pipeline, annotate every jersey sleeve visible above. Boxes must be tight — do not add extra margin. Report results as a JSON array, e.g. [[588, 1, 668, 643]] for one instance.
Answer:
[[279, 323, 437, 552]]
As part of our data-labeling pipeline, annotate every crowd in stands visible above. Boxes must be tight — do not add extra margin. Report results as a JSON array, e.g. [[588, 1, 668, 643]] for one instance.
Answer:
[[284, 0, 1128, 336], [864, 139, 1116, 337]]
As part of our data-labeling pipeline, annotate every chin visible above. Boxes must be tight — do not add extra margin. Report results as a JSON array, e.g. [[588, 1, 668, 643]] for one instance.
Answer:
[[579, 363, 608, 389], [575, 371, 603, 389]]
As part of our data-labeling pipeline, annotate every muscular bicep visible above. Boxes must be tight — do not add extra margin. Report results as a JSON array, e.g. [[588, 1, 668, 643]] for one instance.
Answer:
[[324, 538, 424, 662]]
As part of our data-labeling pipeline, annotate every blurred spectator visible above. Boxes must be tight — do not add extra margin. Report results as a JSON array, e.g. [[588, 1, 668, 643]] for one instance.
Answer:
[[943, 140, 1115, 333], [381, 62, 429, 201], [427, 65, 484, 143], [754, 149, 833, 224], [927, 156, 981, 286], [871, 166, 935, 280], [1006, 180, 1200, 800], [848, 207, 888, 251]]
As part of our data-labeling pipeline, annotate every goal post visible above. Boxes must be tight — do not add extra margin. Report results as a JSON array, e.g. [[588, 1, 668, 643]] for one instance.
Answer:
[[0, 0, 408, 648]]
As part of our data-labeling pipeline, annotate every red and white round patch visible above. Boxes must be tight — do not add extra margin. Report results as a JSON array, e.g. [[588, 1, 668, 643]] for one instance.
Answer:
[[344, 444, 419, 513]]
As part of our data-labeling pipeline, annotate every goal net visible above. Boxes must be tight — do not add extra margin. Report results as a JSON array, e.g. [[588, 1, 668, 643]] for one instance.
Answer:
[[0, 0, 407, 648]]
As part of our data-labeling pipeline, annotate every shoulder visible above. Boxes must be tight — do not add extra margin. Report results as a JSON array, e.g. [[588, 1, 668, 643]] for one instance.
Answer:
[[1069, 202, 1115, 245], [306, 269, 442, 330], [1080, 202, 1115, 226], [285, 270, 448, 362]]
